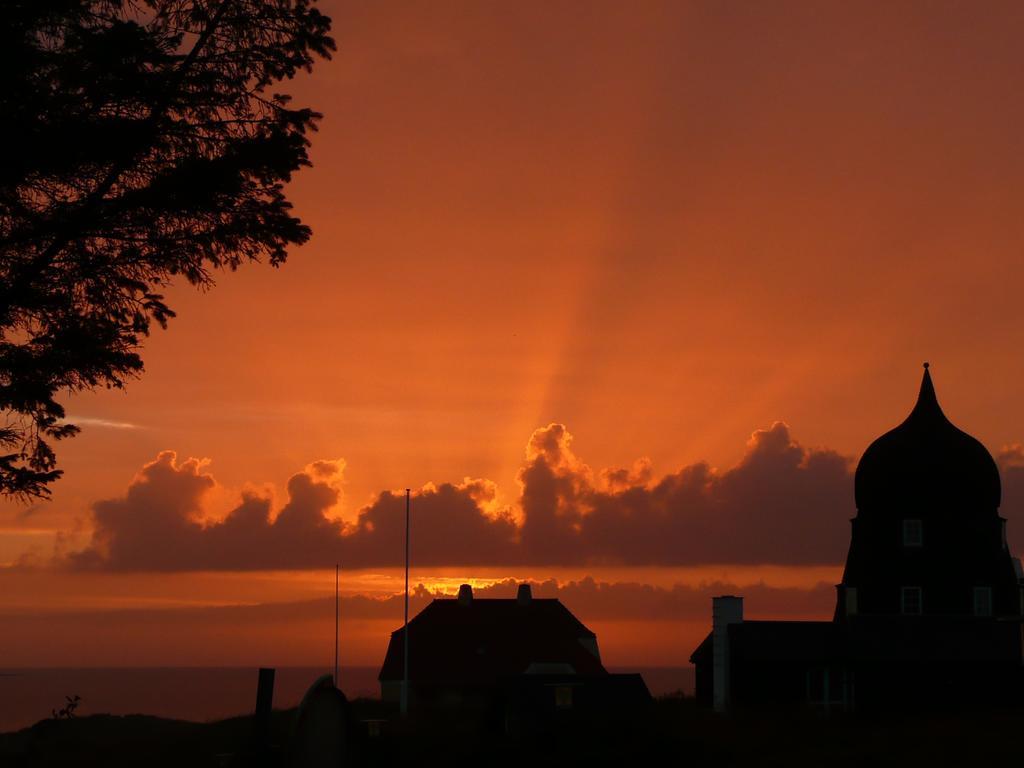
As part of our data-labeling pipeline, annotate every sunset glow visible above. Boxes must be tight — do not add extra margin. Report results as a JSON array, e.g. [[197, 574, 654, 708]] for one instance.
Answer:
[[6, 0, 1024, 679]]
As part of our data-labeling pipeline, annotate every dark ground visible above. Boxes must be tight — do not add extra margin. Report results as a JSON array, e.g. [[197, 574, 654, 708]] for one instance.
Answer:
[[3, 695, 1023, 767]]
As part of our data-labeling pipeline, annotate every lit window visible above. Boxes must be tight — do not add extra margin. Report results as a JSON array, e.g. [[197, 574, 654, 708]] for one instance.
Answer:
[[901, 586, 922, 615], [903, 519, 923, 547], [974, 586, 993, 617], [846, 587, 858, 616]]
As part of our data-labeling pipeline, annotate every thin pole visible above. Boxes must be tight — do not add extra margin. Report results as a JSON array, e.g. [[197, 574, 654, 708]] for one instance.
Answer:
[[334, 563, 339, 687], [401, 488, 410, 716]]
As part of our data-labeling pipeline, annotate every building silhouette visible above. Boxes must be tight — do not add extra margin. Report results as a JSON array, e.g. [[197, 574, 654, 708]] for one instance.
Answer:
[[379, 583, 650, 729], [691, 365, 1024, 712]]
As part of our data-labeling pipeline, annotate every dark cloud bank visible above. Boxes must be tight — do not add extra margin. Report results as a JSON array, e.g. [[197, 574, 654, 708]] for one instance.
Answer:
[[62, 422, 1024, 571], [5, 578, 835, 626]]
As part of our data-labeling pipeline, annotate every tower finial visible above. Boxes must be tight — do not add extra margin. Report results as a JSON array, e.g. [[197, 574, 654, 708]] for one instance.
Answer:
[[910, 360, 945, 422]]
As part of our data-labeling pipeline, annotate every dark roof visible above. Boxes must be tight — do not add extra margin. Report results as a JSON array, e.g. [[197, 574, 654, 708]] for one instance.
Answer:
[[727, 621, 842, 663], [690, 621, 840, 666], [689, 632, 712, 666], [379, 597, 606, 685], [691, 617, 1023, 667], [854, 365, 1001, 512]]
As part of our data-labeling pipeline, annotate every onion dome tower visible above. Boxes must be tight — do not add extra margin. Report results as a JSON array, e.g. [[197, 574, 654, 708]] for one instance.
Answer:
[[836, 364, 1022, 621]]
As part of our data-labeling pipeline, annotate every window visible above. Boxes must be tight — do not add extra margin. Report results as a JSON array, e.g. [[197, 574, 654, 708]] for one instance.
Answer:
[[901, 586, 922, 615], [903, 519, 923, 547], [974, 586, 993, 617], [845, 587, 858, 616], [806, 668, 854, 711]]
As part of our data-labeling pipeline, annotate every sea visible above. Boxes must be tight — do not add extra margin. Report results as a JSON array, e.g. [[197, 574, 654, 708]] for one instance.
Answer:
[[0, 666, 693, 733]]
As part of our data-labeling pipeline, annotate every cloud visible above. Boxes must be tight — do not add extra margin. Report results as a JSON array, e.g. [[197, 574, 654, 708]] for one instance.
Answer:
[[519, 422, 854, 566], [65, 452, 518, 571], [2, 577, 834, 625], [0, 575, 835, 667], [16, 504, 44, 522], [63, 422, 871, 571], [452, 576, 835, 622], [340, 479, 520, 568], [64, 416, 141, 430], [68, 452, 218, 570], [74, 423, 1024, 571]]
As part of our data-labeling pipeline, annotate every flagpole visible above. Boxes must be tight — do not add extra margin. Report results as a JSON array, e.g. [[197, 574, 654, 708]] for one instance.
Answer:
[[334, 563, 339, 687], [401, 488, 410, 716]]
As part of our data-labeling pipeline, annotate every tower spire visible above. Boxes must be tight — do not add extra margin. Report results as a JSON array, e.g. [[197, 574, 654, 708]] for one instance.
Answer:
[[909, 361, 945, 423]]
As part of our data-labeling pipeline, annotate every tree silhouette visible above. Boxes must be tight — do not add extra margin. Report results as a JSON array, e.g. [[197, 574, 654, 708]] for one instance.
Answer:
[[0, 1, 334, 498], [52, 694, 82, 720]]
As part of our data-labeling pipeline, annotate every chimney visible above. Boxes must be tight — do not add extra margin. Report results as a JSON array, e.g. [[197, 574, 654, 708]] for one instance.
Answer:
[[517, 583, 532, 606], [253, 667, 275, 750], [712, 596, 743, 713], [458, 584, 473, 606]]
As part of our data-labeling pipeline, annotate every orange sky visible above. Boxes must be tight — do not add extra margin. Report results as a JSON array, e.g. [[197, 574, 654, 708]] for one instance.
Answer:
[[5, 0, 1024, 670]]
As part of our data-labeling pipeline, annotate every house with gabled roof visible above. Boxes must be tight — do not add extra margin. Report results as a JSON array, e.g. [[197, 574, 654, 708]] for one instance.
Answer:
[[379, 582, 650, 725]]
